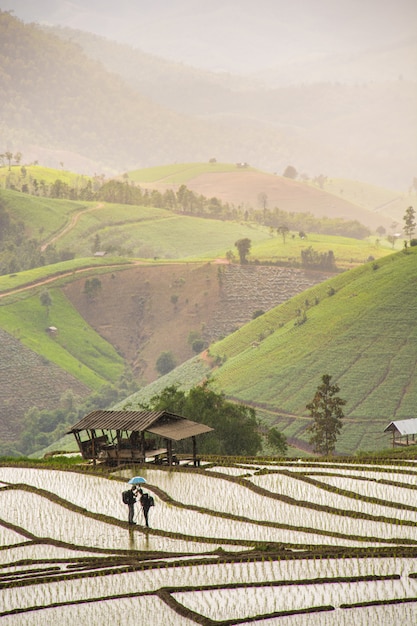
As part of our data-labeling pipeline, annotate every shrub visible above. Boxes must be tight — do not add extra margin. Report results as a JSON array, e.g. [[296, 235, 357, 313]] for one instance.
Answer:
[[156, 351, 176, 376]]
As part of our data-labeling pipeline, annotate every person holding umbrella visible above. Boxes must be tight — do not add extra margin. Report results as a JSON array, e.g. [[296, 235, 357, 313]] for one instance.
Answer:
[[124, 485, 137, 525], [138, 487, 154, 528], [124, 476, 146, 526]]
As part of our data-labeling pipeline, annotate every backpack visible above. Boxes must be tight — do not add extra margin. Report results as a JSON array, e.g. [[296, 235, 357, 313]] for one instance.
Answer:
[[122, 490, 132, 504], [141, 493, 155, 508]]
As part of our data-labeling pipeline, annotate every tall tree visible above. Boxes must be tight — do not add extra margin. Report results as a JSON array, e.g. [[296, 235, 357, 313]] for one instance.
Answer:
[[277, 225, 289, 243], [234, 238, 251, 264], [5, 151, 13, 171], [39, 288, 52, 317], [403, 206, 416, 241], [306, 374, 346, 455]]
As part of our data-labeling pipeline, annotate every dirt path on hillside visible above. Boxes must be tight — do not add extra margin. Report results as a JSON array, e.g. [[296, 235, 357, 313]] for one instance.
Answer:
[[0, 259, 211, 300], [40, 202, 105, 251], [0, 262, 134, 300]]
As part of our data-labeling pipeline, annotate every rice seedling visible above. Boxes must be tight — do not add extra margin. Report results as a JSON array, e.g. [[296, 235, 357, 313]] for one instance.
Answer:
[[2, 461, 417, 623]]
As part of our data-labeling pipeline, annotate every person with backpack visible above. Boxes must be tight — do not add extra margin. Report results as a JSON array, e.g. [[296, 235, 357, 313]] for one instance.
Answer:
[[138, 487, 154, 528], [122, 486, 137, 525]]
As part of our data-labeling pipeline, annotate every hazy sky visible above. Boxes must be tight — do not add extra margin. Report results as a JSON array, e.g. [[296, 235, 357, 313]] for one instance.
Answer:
[[4, 0, 417, 73]]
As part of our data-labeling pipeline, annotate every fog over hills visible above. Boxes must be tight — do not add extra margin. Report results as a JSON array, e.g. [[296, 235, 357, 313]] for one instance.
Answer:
[[6, 0, 416, 79], [1, 1, 416, 188]]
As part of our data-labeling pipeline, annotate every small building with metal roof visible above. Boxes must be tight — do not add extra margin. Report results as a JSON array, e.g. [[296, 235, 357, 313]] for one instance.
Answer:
[[67, 409, 213, 466], [384, 418, 417, 447]]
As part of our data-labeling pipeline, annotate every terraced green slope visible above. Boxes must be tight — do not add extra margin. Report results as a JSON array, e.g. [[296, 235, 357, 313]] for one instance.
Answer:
[[0, 289, 125, 390], [205, 249, 416, 453], [116, 249, 415, 455]]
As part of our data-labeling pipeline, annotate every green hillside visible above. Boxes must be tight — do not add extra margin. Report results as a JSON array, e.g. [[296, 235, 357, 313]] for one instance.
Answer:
[[127, 162, 256, 184], [0, 175, 413, 457], [0, 187, 88, 241], [0, 164, 90, 189], [122, 248, 417, 456], [209, 249, 417, 453], [311, 177, 417, 225], [1, 185, 394, 268], [48, 203, 268, 260], [0, 288, 125, 390]]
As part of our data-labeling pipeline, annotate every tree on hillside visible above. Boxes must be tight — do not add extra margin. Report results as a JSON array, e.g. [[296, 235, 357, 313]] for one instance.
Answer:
[[142, 382, 262, 456], [306, 374, 346, 455], [277, 225, 289, 244], [234, 238, 251, 264], [156, 351, 176, 376], [5, 151, 13, 171], [387, 234, 398, 249], [258, 192, 268, 210], [39, 289, 52, 317], [283, 165, 298, 179], [226, 249, 235, 263], [83, 277, 102, 300], [267, 428, 288, 455], [403, 206, 416, 241], [301, 246, 336, 270]]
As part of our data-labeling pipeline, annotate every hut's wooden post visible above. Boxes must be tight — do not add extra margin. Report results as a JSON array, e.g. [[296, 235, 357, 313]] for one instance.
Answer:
[[167, 439, 173, 465], [140, 431, 146, 463], [92, 429, 96, 463], [74, 431, 82, 456], [116, 430, 121, 465], [192, 436, 197, 466]]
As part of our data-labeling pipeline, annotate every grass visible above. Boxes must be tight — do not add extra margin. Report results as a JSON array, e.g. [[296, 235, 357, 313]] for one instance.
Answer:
[[0, 186, 397, 267], [111, 249, 415, 457], [0, 288, 125, 389], [127, 162, 257, 184], [251, 232, 394, 269], [0, 188, 88, 240], [0, 164, 90, 187], [313, 177, 416, 222], [54, 207, 273, 259], [198, 249, 417, 453], [40, 198, 395, 266], [0, 256, 132, 295]]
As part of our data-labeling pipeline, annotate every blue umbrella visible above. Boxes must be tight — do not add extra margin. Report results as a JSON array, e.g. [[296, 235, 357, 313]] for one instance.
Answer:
[[128, 476, 146, 485]]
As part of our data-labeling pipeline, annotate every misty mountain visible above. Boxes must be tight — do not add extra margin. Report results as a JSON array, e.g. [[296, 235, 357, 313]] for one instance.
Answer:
[[7, 0, 417, 78], [1, 11, 416, 188]]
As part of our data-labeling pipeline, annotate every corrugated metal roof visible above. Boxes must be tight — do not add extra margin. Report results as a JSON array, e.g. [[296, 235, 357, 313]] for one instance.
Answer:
[[67, 409, 213, 440], [384, 418, 417, 436], [147, 420, 213, 441]]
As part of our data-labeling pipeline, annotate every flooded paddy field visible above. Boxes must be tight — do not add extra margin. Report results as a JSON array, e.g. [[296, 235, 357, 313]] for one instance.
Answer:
[[2, 460, 417, 624]]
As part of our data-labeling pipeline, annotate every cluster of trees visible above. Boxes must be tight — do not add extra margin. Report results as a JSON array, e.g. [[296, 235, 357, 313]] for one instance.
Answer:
[[301, 246, 336, 270], [4, 160, 371, 239], [0, 151, 22, 170], [0, 198, 75, 275], [234, 237, 337, 271], [2, 377, 289, 459], [254, 207, 370, 239], [137, 382, 287, 457], [83, 277, 102, 300], [0, 372, 139, 457]]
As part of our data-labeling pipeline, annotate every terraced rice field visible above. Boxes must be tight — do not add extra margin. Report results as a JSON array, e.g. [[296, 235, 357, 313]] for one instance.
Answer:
[[2, 459, 417, 624]]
